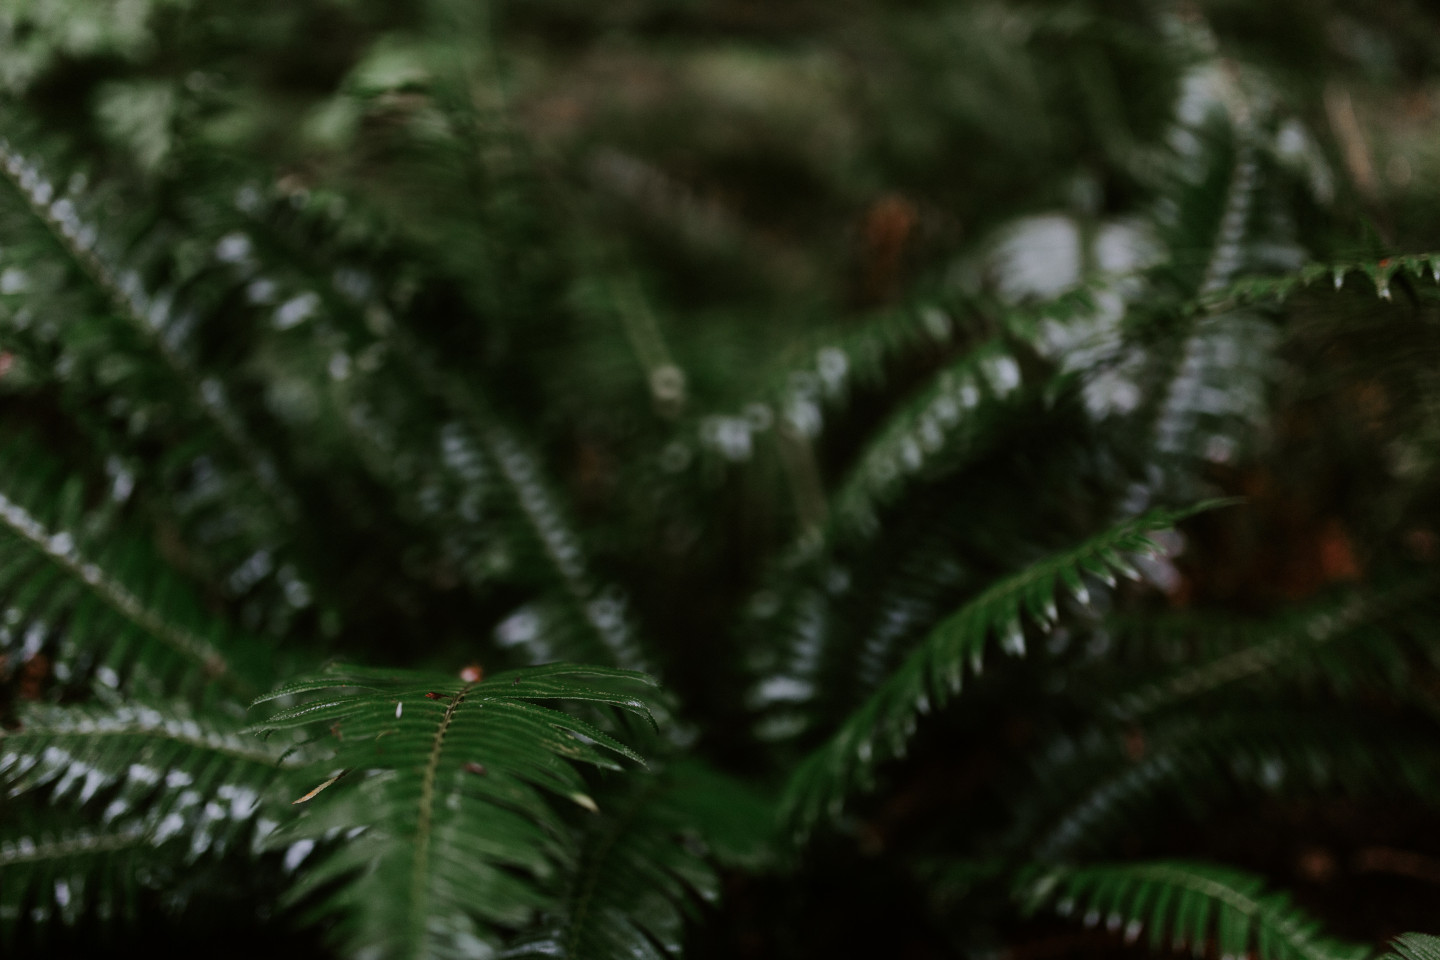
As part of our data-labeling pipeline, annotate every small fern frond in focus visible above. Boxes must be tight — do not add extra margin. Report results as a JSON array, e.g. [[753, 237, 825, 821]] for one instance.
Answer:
[[249, 663, 660, 959], [1017, 861, 1370, 960], [780, 502, 1230, 839]]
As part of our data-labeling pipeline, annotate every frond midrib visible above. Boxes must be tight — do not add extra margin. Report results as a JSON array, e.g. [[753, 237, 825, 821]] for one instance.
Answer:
[[408, 679, 475, 958], [1, 824, 149, 866], [3, 718, 281, 768]]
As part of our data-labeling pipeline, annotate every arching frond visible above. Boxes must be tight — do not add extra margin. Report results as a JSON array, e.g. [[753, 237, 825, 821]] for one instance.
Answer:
[[2, 699, 284, 844], [824, 340, 1038, 542], [1017, 860, 1370, 960], [0, 132, 312, 628], [780, 503, 1225, 839], [1100, 579, 1440, 720]]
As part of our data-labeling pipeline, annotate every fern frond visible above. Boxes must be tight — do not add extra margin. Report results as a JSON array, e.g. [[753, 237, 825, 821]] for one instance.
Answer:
[[825, 340, 1037, 541], [0, 815, 153, 934], [700, 282, 1102, 464], [478, 423, 652, 672], [1381, 934, 1440, 960], [506, 759, 771, 960], [0, 436, 269, 698], [780, 502, 1225, 839], [1007, 707, 1440, 861], [0, 133, 321, 633], [2, 700, 285, 850], [1197, 253, 1440, 313], [0, 135, 300, 525], [0, 698, 289, 938], [1017, 860, 1370, 960], [747, 405, 1106, 743], [250, 662, 660, 959], [1102, 580, 1438, 720]]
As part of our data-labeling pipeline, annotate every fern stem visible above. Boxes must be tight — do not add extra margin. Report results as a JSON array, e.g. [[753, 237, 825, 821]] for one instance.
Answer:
[[3, 711, 281, 767], [0, 824, 148, 866], [408, 680, 473, 957]]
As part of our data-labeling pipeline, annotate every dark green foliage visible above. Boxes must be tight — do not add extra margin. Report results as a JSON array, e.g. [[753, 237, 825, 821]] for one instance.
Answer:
[[1, 1, 1439, 958]]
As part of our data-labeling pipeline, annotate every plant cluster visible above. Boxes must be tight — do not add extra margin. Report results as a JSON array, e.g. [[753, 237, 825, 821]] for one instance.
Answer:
[[1, 1, 1439, 957]]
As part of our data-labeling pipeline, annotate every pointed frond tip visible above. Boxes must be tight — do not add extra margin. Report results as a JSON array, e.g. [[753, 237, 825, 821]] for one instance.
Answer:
[[779, 500, 1237, 840], [1197, 252, 1440, 311], [1017, 860, 1370, 960]]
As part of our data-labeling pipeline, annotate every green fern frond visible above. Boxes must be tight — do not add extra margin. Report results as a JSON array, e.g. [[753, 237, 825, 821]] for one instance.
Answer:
[[0, 815, 153, 934], [0, 436, 270, 698], [2, 700, 285, 848], [249, 662, 660, 959], [780, 502, 1226, 839], [0, 696, 290, 936], [0, 132, 319, 634], [825, 340, 1039, 542], [700, 282, 1102, 464], [1381, 934, 1440, 960], [1197, 253, 1440, 312], [0, 135, 301, 527], [1102, 580, 1439, 720], [505, 759, 772, 960], [1017, 860, 1370, 960], [1007, 707, 1440, 861]]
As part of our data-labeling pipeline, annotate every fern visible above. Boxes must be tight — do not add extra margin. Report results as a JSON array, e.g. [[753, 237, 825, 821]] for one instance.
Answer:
[[1003, 706, 1440, 862], [3, 1, 1440, 956], [0, 816, 154, 934]]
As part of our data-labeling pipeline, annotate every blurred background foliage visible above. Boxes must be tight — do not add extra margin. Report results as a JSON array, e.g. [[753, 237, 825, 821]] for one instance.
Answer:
[[4, 0, 1440, 957]]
